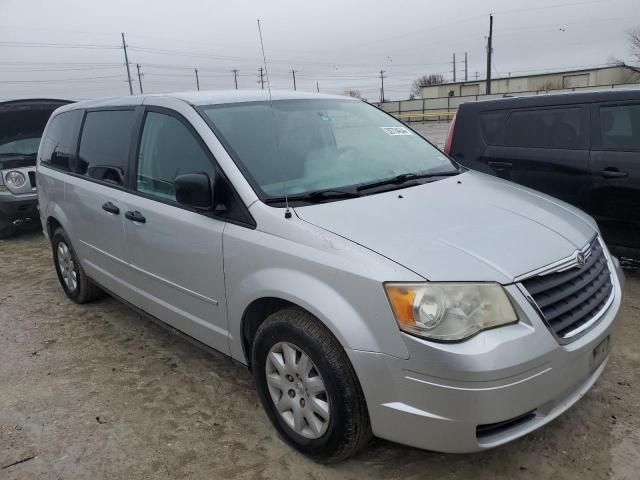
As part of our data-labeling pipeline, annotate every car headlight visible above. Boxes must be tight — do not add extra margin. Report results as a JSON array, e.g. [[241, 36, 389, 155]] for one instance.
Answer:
[[5, 171, 26, 188], [385, 282, 518, 342]]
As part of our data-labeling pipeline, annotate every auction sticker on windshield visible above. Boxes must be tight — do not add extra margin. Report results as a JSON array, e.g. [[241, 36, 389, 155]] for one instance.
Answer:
[[381, 126, 413, 136]]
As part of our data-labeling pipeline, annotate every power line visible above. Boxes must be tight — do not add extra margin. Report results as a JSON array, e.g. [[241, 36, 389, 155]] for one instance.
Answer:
[[231, 68, 239, 89], [121, 33, 133, 95], [0, 40, 119, 49], [136, 63, 144, 94], [486, 14, 494, 94], [258, 67, 265, 89], [379, 70, 386, 103]]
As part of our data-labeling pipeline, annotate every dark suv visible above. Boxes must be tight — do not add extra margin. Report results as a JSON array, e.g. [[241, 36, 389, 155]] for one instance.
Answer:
[[446, 90, 640, 260], [0, 99, 71, 237]]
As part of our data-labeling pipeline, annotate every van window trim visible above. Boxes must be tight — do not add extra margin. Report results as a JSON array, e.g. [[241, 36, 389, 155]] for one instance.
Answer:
[[591, 101, 640, 152], [128, 105, 256, 229]]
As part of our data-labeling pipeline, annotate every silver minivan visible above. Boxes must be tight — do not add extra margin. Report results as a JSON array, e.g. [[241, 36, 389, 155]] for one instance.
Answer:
[[37, 91, 624, 462]]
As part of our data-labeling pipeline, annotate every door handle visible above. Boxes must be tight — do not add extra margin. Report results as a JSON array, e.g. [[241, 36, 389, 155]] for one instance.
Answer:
[[599, 168, 628, 179], [102, 202, 120, 215], [125, 210, 146, 223], [487, 160, 513, 171]]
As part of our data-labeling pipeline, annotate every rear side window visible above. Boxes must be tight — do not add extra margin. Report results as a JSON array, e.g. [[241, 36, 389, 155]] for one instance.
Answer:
[[39, 110, 83, 171], [480, 111, 508, 145], [599, 104, 640, 150], [504, 107, 584, 149], [76, 110, 136, 186]]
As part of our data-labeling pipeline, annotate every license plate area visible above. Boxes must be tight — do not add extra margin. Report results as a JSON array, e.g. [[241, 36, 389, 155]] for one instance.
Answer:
[[591, 336, 610, 369]]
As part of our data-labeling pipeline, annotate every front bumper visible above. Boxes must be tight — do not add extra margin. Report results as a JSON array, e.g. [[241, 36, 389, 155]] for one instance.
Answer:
[[0, 191, 39, 224], [349, 258, 624, 453]]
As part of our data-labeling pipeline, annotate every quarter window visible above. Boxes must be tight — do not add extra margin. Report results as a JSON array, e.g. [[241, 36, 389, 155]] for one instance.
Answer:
[[480, 111, 508, 145], [39, 110, 83, 171], [504, 107, 584, 149], [77, 110, 136, 186], [599, 104, 640, 150], [136, 112, 215, 202]]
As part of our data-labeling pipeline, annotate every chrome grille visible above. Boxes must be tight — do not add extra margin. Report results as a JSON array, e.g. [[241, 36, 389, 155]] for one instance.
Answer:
[[521, 238, 613, 340]]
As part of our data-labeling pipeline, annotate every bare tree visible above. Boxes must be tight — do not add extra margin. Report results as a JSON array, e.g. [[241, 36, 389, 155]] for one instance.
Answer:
[[411, 74, 445, 98], [343, 89, 365, 100], [630, 27, 640, 63]]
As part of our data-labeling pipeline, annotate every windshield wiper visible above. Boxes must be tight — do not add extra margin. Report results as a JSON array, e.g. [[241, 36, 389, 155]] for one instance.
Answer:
[[265, 188, 361, 205], [0, 152, 37, 157], [356, 170, 460, 192]]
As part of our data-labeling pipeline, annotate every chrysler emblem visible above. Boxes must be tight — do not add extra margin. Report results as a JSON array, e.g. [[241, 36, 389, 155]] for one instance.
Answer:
[[576, 252, 586, 267]]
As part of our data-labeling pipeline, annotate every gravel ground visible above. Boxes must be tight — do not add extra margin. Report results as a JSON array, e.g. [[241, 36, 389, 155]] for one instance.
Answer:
[[1, 122, 639, 479]]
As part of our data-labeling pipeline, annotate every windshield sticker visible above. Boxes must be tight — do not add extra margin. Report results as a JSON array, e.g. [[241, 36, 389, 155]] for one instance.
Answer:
[[381, 126, 413, 136]]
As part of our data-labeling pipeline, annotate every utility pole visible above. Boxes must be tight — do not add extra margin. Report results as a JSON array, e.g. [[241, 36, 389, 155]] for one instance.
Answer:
[[486, 14, 494, 94], [231, 69, 239, 89], [379, 69, 386, 103], [465, 52, 468, 82], [136, 63, 143, 94], [452, 53, 456, 83], [290, 70, 297, 90], [195, 68, 200, 91], [121, 33, 133, 95], [316, 81, 319, 93], [257, 67, 265, 89], [475, 71, 479, 81]]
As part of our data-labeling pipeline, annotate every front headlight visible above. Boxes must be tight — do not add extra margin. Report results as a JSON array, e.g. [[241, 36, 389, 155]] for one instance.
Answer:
[[385, 282, 518, 342], [5, 171, 26, 188]]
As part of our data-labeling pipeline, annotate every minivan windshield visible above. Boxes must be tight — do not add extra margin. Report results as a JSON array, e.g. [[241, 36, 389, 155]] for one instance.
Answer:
[[201, 99, 458, 202]]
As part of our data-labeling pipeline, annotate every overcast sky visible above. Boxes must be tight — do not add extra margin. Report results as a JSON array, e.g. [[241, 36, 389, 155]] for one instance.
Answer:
[[0, 0, 638, 101]]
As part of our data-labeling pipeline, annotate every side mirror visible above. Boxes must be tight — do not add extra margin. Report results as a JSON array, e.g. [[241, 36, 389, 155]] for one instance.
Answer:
[[175, 172, 213, 209]]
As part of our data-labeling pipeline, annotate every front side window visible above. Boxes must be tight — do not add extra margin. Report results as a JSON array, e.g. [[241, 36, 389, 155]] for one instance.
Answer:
[[136, 111, 215, 202], [600, 104, 640, 150], [201, 99, 457, 200], [504, 107, 584, 149], [77, 110, 136, 186]]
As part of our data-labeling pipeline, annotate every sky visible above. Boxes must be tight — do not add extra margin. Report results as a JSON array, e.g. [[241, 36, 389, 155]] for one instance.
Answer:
[[0, 0, 638, 102]]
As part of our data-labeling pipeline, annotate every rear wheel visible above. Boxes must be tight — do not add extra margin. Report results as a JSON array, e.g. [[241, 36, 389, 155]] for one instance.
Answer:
[[252, 309, 371, 463], [52, 227, 102, 303]]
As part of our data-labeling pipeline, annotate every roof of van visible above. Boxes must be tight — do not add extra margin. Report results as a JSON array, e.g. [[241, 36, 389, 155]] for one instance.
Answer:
[[458, 88, 640, 111], [58, 90, 353, 112]]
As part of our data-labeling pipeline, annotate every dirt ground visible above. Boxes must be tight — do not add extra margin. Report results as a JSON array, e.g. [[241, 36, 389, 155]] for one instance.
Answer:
[[1, 122, 639, 479]]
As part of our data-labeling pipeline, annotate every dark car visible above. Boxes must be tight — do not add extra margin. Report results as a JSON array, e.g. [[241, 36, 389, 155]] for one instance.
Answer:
[[445, 89, 640, 260], [0, 98, 71, 238]]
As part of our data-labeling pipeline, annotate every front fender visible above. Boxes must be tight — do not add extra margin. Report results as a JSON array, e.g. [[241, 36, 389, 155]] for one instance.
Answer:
[[223, 223, 413, 365]]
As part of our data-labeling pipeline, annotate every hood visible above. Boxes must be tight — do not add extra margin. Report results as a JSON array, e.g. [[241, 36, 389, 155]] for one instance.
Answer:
[[0, 98, 72, 145], [294, 171, 596, 283]]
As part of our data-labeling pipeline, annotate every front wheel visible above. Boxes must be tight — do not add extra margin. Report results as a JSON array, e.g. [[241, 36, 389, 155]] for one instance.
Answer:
[[252, 309, 371, 463]]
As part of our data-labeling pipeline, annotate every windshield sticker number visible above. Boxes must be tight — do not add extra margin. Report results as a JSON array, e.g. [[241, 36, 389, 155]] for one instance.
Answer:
[[381, 126, 413, 136]]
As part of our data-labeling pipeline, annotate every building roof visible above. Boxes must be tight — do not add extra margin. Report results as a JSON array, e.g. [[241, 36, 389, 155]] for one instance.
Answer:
[[421, 64, 634, 89], [459, 88, 640, 111]]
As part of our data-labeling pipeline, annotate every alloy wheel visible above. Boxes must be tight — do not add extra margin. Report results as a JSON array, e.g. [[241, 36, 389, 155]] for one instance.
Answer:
[[265, 341, 331, 439], [57, 240, 78, 292]]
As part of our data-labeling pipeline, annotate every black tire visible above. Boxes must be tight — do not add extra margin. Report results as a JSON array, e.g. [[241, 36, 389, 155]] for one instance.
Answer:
[[51, 227, 103, 303], [252, 308, 371, 463]]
